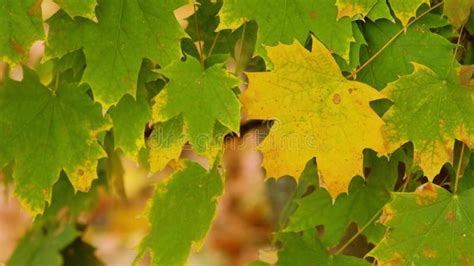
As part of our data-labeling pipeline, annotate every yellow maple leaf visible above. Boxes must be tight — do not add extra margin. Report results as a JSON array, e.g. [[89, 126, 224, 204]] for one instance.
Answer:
[[241, 36, 387, 197]]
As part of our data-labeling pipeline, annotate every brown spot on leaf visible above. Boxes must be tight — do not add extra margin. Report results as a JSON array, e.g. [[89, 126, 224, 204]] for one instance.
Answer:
[[309, 11, 318, 19], [422, 248, 437, 258], [416, 183, 438, 206], [77, 168, 85, 176], [332, 93, 341, 104], [348, 87, 357, 94], [28, 0, 42, 16], [10, 39, 25, 55], [386, 252, 404, 265], [446, 211, 456, 222]]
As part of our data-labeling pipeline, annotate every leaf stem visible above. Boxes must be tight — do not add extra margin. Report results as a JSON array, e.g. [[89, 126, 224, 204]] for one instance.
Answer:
[[445, 23, 465, 79], [400, 173, 412, 192], [207, 31, 220, 58], [193, 1, 205, 70], [334, 208, 383, 255], [451, 24, 464, 67], [234, 22, 247, 74], [346, 1, 444, 79], [453, 142, 466, 194]]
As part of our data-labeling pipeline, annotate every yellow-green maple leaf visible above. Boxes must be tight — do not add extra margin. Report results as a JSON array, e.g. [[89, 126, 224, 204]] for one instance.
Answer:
[[382, 63, 474, 178], [241, 36, 386, 196]]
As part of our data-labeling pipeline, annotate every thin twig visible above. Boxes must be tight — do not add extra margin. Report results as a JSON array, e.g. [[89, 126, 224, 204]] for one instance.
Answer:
[[454, 142, 466, 194], [400, 173, 412, 192], [207, 31, 221, 58], [234, 22, 247, 74], [335, 208, 383, 255], [451, 24, 465, 67]]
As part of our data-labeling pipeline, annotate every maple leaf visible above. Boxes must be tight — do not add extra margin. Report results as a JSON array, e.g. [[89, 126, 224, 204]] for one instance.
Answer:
[[344, 149, 406, 243], [382, 63, 474, 178], [108, 60, 159, 158], [369, 183, 474, 265], [366, 0, 393, 22], [443, 0, 474, 29], [7, 223, 80, 266], [108, 94, 150, 157], [274, 159, 348, 247], [136, 160, 223, 266], [53, 0, 98, 20], [277, 230, 371, 266], [151, 57, 240, 158], [285, 149, 405, 246], [459, 153, 474, 193], [40, 174, 100, 221], [358, 14, 456, 90], [0, 0, 44, 64], [241, 36, 386, 196], [46, 0, 189, 107], [286, 187, 350, 247], [335, 22, 367, 72], [389, 0, 430, 27], [107, 61, 157, 157], [217, 0, 354, 64], [0, 68, 110, 215]]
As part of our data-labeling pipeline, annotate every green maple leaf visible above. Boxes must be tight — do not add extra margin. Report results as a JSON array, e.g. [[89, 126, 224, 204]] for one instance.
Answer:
[[0, 0, 44, 64], [284, 160, 350, 247], [40, 174, 100, 221], [0, 68, 110, 215], [283, 149, 408, 247], [358, 14, 456, 90], [46, 0, 189, 107], [7, 223, 80, 266], [108, 60, 159, 158], [367, 0, 393, 22], [277, 230, 371, 266], [344, 149, 406, 243], [459, 153, 474, 193], [286, 187, 350, 247], [53, 0, 98, 20], [335, 22, 367, 72], [370, 183, 474, 265], [108, 94, 150, 157], [217, 0, 354, 64], [136, 160, 223, 266], [151, 57, 240, 156], [108, 61, 156, 157], [271, 158, 319, 232], [382, 63, 474, 178]]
